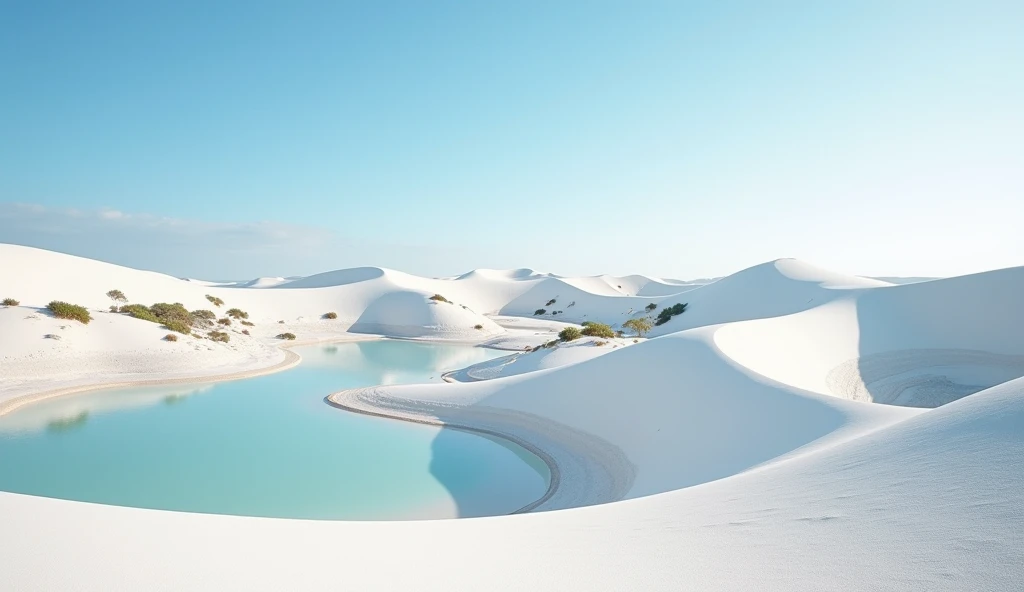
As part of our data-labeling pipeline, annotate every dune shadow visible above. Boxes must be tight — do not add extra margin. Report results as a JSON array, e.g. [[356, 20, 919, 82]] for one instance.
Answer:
[[848, 277, 1024, 408]]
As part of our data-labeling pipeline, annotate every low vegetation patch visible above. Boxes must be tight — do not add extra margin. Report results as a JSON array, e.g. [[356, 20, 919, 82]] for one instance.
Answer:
[[106, 289, 127, 303], [241, 329, 250, 335], [323, 312, 338, 320], [594, 340, 607, 346], [241, 320, 254, 326], [623, 317, 653, 337], [559, 327, 582, 342], [150, 303, 191, 325], [217, 318, 231, 326], [581, 322, 615, 339], [226, 308, 249, 319], [190, 309, 216, 327], [164, 334, 178, 342], [474, 324, 484, 330], [205, 295, 225, 307], [208, 331, 230, 343], [2, 298, 19, 306], [655, 302, 688, 326], [122, 304, 160, 323], [47, 301, 92, 324], [534, 308, 546, 316], [277, 332, 297, 340], [162, 319, 192, 334], [546, 298, 556, 306], [429, 294, 449, 303], [645, 303, 658, 312]]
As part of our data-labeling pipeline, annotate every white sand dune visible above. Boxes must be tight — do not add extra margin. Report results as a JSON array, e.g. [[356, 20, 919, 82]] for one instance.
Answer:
[[1, 244, 1022, 590]]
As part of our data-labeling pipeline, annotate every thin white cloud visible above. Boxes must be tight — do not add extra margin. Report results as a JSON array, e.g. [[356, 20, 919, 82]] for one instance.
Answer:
[[0, 203, 456, 279]]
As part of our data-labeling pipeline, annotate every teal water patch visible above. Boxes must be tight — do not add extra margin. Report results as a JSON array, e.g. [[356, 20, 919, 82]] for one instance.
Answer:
[[0, 341, 546, 520]]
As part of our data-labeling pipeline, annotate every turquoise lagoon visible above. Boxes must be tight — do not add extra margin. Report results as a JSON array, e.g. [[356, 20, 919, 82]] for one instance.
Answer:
[[0, 340, 547, 520]]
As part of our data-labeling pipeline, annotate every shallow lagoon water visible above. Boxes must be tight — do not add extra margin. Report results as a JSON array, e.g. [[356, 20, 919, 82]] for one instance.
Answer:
[[0, 340, 548, 520]]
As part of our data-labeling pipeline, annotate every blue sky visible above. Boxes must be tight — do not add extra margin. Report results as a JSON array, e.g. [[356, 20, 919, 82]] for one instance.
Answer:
[[1, 1, 1021, 279]]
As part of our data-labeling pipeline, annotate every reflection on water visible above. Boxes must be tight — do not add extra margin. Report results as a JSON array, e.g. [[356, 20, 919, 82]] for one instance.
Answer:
[[46, 411, 89, 433], [0, 341, 544, 520]]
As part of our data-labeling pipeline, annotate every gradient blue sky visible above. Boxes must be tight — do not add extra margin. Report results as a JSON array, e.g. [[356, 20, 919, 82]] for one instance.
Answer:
[[1, 1, 1021, 280]]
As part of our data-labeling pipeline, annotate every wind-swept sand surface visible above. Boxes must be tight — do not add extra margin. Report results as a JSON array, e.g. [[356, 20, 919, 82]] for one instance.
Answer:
[[1, 244, 1022, 590]]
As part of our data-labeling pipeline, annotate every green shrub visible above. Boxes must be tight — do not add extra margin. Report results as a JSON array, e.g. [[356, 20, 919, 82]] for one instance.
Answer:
[[217, 318, 231, 326], [581, 322, 615, 339], [162, 319, 191, 334], [241, 320, 254, 326], [208, 331, 230, 343], [47, 301, 92, 324], [190, 309, 216, 327], [122, 304, 160, 323], [323, 312, 338, 320], [623, 317, 653, 337], [164, 334, 178, 342], [106, 289, 127, 303], [109, 305, 120, 313], [581, 321, 595, 327], [150, 303, 191, 326], [559, 327, 582, 342], [2, 298, 19, 306], [655, 302, 688, 326], [534, 309, 546, 316], [474, 324, 484, 330], [645, 303, 657, 312], [205, 295, 224, 307], [226, 308, 248, 319], [546, 298, 556, 306], [429, 294, 449, 303], [277, 332, 297, 340]]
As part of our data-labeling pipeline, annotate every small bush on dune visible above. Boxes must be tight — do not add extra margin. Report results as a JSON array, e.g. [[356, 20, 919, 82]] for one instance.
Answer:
[[226, 308, 249, 319], [109, 305, 120, 313], [106, 289, 127, 303], [241, 329, 250, 335], [581, 322, 615, 339], [164, 334, 178, 342], [474, 324, 484, 330], [546, 298, 556, 306], [2, 298, 20, 306], [559, 327, 582, 342], [429, 294, 449, 303], [208, 331, 230, 343], [534, 309, 546, 316], [206, 295, 224, 307], [217, 318, 231, 326], [278, 320, 285, 324], [623, 317, 653, 337], [190, 309, 216, 327], [655, 302, 688, 326], [150, 303, 191, 326], [581, 321, 594, 327], [323, 312, 338, 320], [47, 301, 92, 324], [277, 332, 297, 340], [594, 340, 607, 347], [122, 304, 160, 323], [241, 320, 254, 326], [162, 319, 191, 334], [645, 303, 657, 312]]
